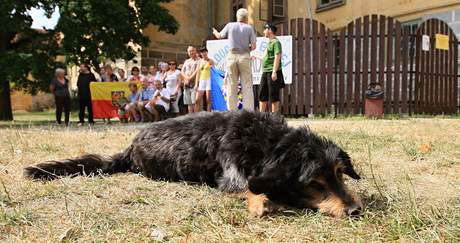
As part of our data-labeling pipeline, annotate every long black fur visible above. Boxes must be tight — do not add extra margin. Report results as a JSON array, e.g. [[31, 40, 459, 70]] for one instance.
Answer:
[[23, 153, 130, 180], [24, 111, 360, 208]]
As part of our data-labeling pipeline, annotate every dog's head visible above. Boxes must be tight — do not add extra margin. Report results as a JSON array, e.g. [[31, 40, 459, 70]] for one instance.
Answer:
[[249, 127, 362, 218]]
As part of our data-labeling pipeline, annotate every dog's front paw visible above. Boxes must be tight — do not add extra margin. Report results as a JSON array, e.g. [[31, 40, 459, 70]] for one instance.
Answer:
[[247, 192, 278, 217]]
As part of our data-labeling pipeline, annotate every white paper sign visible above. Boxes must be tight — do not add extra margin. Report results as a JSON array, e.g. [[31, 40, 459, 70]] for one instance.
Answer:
[[422, 35, 430, 52], [207, 36, 293, 85]]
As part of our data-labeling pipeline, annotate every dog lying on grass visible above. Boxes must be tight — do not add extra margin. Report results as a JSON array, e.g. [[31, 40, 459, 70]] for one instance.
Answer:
[[24, 111, 363, 218]]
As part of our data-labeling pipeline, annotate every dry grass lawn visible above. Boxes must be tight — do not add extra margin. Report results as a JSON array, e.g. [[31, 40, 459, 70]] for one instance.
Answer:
[[0, 116, 459, 242]]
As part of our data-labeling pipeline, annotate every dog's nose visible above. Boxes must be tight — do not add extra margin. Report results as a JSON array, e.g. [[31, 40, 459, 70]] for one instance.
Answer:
[[345, 205, 362, 216]]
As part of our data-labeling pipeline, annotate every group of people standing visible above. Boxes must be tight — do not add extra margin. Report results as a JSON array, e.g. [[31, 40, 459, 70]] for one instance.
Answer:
[[49, 47, 215, 125], [213, 8, 284, 113], [49, 7, 284, 126], [181, 46, 214, 113]]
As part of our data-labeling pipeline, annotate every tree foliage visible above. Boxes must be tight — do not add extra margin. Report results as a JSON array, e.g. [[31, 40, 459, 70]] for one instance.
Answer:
[[0, 0, 179, 120], [0, 1, 61, 94], [57, 0, 179, 67]]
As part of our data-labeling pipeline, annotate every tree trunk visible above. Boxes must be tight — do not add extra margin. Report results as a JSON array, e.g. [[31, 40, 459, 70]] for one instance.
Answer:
[[0, 81, 13, 121], [0, 32, 13, 120]]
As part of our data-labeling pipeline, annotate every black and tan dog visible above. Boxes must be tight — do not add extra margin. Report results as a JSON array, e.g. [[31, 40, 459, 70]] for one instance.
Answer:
[[24, 111, 362, 218]]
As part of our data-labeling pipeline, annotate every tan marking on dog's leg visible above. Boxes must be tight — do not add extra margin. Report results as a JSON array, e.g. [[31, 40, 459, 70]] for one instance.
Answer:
[[247, 191, 279, 217]]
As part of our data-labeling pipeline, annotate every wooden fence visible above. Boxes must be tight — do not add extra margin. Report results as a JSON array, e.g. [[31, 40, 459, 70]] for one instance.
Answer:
[[272, 15, 459, 116], [415, 19, 459, 114]]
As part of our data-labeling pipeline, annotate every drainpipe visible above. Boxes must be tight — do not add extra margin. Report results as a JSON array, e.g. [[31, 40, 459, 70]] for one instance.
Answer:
[[268, 0, 273, 22], [306, 0, 313, 19]]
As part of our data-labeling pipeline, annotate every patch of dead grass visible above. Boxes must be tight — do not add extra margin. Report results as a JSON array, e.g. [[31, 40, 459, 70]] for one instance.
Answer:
[[0, 119, 459, 242]]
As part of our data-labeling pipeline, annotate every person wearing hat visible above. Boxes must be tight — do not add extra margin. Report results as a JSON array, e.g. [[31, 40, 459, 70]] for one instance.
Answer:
[[259, 23, 284, 113], [213, 8, 257, 111]]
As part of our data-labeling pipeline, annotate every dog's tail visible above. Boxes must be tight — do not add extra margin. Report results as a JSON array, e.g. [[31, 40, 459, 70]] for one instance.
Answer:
[[24, 148, 133, 180]]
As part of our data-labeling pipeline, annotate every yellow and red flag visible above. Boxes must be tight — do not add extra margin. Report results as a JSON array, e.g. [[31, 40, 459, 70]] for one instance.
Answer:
[[90, 82, 132, 119]]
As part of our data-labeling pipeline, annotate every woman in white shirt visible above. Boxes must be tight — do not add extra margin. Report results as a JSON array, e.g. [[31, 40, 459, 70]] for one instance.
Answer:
[[163, 60, 182, 115]]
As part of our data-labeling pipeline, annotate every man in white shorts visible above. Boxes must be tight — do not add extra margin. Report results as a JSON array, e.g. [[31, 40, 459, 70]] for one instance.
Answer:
[[181, 46, 200, 113], [213, 8, 256, 111]]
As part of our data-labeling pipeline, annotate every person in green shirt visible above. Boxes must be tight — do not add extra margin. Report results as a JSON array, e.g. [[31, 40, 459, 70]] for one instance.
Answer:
[[259, 23, 284, 113]]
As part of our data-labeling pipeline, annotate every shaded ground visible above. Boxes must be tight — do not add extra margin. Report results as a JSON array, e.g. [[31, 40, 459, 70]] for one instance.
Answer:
[[0, 112, 459, 242]]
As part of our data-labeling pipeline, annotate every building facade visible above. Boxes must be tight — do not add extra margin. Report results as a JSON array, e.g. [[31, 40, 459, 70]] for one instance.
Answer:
[[141, 0, 212, 66], [12, 1, 460, 111], [141, 0, 460, 66]]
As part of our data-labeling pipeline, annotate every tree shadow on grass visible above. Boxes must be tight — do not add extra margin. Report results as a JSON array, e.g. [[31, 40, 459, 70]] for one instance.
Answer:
[[0, 120, 57, 129]]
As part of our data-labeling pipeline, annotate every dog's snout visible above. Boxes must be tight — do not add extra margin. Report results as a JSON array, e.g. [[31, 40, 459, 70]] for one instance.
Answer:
[[345, 205, 362, 216]]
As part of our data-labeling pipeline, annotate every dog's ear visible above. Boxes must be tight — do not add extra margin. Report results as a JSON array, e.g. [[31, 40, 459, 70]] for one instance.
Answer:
[[297, 160, 321, 184], [249, 129, 316, 195], [248, 158, 292, 194], [248, 144, 299, 195], [344, 165, 361, 180], [339, 150, 361, 180]]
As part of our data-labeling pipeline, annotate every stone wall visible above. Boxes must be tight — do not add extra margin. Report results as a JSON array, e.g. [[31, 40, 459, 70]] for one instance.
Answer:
[[11, 91, 54, 112]]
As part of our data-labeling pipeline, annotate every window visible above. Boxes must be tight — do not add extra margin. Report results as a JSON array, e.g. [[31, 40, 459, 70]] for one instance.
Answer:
[[273, 0, 285, 18], [316, 0, 345, 12], [231, 0, 246, 21], [402, 19, 420, 34], [259, 0, 269, 21], [402, 19, 421, 58], [259, 0, 286, 22]]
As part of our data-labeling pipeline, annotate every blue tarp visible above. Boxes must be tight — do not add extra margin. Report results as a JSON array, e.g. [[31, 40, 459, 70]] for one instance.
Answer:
[[210, 67, 244, 111], [210, 67, 228, 111]]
